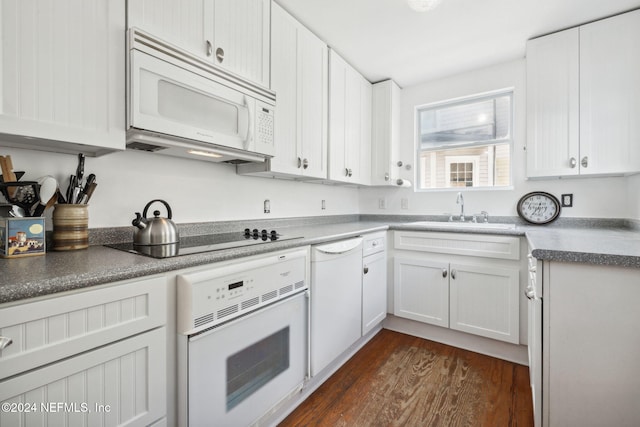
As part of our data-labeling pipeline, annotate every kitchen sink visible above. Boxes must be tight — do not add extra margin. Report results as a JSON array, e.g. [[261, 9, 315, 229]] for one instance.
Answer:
[[407, 221, 517, 230]]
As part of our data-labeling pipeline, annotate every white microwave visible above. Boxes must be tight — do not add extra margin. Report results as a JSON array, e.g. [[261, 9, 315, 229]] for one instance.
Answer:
[[126, 28, 275, 164]]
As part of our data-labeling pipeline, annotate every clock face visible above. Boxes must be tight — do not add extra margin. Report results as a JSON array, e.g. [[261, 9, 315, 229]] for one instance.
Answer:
[[517, 192, 561, 224]]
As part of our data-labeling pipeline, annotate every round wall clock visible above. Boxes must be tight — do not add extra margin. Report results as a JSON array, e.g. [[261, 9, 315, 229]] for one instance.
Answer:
[[517, 192, 561, 224]]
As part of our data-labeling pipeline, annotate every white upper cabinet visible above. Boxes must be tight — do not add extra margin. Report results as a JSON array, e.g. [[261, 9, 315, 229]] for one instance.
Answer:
[[205, 0, 270, 88], [526, 29, 580, 178], [526, 9, 640, 178], [237, 2, 328, 179], [328, 50, 372, 185], [0, 0, 125, 155], [579, 10, 640, 175], [127, 0, 208, 59], [128, 0, 270, 88], [371, 80, 402, 186]]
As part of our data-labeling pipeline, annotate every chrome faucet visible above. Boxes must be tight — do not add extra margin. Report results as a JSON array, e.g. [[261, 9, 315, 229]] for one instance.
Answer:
[[456, 192, 465, 222]]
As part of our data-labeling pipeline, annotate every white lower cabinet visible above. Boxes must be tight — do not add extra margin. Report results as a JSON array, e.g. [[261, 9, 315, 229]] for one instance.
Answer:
[[0, 328, 166, 427], [0, 275, 168, 427], [542, 261, 640, 427], [362, 233, 387, 335], [394, 258, 449, 327], [393, 231, 521, 344]]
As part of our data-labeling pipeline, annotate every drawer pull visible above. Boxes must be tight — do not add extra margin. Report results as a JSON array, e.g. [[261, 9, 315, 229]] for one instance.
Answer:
[[364, 266, 369, 275], [442, 269, 448, 278], [0, 336, 13, 350], [451, 270, 457, 280]]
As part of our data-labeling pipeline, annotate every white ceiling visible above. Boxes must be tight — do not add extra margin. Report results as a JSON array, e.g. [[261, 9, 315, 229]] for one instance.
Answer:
[[275, 0, 640, 88]]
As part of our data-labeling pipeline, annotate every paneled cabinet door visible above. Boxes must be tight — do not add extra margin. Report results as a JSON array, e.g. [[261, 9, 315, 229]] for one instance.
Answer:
[[448, 263, 520, 344], [329, 50, 372, 185], [371, 80, 402, 186], [0, 0, 125, 155], [127, 0, 208, 59], [526, 28, 580, 178], [206, 0, 271, 88], [579, 9, 640, 175], [393, 258, 449, 327], [362, 251, 387, 335], [264, 2, 328, 178], [0, 328, 166, 427]]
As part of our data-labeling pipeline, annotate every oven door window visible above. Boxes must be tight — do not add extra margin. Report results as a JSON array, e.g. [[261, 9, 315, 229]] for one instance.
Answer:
[[227, 327, 290, 411]]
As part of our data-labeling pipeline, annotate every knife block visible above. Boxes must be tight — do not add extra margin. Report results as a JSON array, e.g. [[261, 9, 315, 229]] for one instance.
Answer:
[[52, 204, 89, 251]]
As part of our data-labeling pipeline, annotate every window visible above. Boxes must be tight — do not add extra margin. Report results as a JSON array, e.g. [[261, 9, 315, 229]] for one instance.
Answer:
[[416, 90, 513, 190]]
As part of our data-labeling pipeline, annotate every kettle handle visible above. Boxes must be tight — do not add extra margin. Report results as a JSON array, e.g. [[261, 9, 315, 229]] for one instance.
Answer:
[[142, 199, 173, 219]]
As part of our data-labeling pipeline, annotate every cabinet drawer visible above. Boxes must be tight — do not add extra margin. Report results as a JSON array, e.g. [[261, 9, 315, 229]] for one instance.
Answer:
[[394, 231, 520, 260], [0, 275, 167, 379], [363, 231, 386, 256], [0, 327, 166, 427]]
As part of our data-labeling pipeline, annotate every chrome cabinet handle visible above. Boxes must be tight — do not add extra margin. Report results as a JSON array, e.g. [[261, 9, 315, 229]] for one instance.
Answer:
[[384, 173, 390, 181], [297, 157, 302, 168], [0, 336, 13, 350], [363, 266, 369, 275], [451, 270, 457, 280], [302, 158, 309, 169], [442, 269, 448, 278], [344, 168, 352, 177], [570, 157, 577, 168], [581, 156, 588, 168], [215, 47, 225, 63], [206, 40, 213, 57]]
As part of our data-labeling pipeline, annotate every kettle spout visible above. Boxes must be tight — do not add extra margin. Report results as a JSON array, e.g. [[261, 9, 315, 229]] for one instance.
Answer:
[[132, 212, 147, 229]]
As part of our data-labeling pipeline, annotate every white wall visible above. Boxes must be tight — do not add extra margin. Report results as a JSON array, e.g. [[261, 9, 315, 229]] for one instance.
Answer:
[[1, 146, 360, 228], [360, 59, 631, 219]]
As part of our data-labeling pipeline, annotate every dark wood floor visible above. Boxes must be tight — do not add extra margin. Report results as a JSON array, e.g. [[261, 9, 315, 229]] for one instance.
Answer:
[[280, 329, 533, 427]]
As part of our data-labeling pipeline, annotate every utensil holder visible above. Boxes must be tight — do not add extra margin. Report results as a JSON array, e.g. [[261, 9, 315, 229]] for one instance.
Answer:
[[52, 204, 89, 251]]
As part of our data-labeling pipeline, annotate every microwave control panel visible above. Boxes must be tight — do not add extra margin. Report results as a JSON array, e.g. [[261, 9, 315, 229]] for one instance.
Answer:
[[255, 104, 274, 152]]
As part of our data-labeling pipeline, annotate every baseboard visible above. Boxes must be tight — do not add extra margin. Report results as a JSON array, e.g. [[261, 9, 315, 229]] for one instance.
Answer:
[[383, 315, 529, 366]]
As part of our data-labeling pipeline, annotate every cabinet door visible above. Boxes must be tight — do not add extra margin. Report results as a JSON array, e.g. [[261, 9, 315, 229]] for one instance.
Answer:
[[208, 0, 270, 87], [579, 9, 640, 175], [0, 0, 125, 155], [297, 21, 329, 179], [269, 3, 300, 175], [0, 328, 166, 427], [526, 28, 580, 178], [127, 0, 207, 58], [362, 251, 387, 335], [449, 263, 519, 344], [358, 77, 372, 186], [329, 51, 371, 184], [265, 3, 328, 179], [393, 258, 448, 327], [371, 80, 401, 186], [329, 50, 348, 182]]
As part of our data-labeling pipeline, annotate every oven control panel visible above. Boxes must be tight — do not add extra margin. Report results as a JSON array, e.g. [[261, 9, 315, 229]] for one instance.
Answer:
[[177, 247, 309, 335]]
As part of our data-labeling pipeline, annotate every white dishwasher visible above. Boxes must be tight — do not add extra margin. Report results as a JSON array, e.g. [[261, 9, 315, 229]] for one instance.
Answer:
[[310, 237, 363, 377]]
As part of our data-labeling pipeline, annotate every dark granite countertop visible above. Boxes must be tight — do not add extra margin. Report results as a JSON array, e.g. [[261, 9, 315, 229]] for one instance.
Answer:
[[2, 215, 640, 304]]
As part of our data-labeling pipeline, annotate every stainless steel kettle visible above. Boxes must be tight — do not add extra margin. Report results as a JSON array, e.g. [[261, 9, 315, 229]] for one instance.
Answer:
[[132, 199, 179, 245]]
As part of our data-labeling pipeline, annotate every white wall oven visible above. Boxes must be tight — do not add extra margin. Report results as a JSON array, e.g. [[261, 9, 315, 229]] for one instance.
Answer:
[[177, 248, 309, 426]]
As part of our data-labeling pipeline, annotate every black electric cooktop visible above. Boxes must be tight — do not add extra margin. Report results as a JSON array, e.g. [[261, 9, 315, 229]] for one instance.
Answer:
[[106, 228, 303, 259]]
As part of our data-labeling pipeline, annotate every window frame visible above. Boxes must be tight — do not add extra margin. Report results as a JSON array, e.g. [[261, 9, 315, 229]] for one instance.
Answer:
[[414, 88, 514, 192]]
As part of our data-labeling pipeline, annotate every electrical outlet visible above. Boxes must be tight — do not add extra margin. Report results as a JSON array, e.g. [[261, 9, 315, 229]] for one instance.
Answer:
[[378, 198, 387, 209], [561, 194, 573, 207], [321, 200, 326, 210], [401, 198, 409, 210]]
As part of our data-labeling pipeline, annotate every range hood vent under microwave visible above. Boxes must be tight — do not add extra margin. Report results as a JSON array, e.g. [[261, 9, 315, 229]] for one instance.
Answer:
[[127, 28, 276, 164]]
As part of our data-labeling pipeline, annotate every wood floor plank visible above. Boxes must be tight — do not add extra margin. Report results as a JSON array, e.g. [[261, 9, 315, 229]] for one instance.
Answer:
[[279, 329, 533, 427]]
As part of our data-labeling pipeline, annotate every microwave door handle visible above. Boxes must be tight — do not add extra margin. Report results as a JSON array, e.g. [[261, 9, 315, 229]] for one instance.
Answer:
[[239, 97, 251, 150]]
